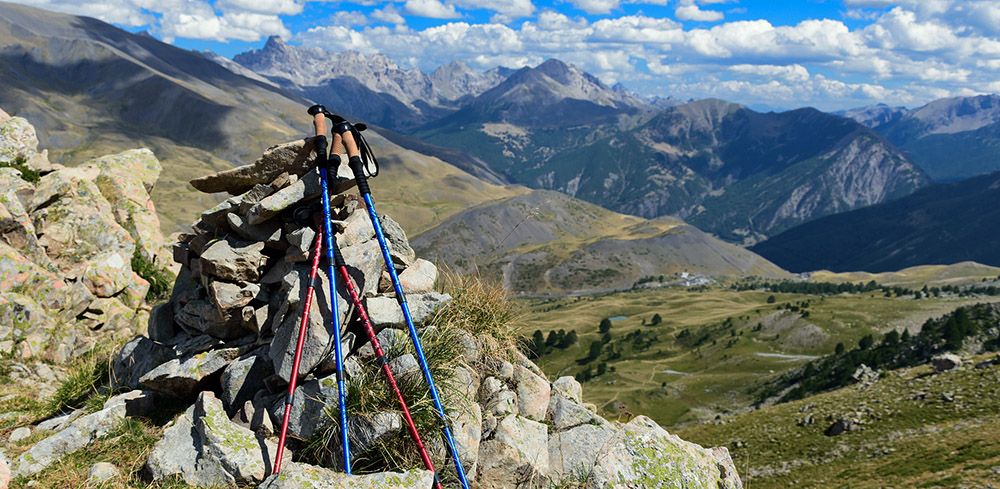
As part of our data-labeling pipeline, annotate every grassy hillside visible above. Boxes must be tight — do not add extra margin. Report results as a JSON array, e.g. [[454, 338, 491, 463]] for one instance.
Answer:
[[413, 190, 788, 294], [810, 262, 1000, 288], [520, 284, 1000, 426], [679, 352, 1000, 488]]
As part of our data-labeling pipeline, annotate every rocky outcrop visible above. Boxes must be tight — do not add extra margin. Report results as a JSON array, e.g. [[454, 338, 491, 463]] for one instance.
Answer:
[[0, 109, 166, 362]]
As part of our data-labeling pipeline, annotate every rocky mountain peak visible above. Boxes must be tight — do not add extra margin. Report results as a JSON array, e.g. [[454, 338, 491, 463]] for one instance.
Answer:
[[907, 93, 1000, 135]]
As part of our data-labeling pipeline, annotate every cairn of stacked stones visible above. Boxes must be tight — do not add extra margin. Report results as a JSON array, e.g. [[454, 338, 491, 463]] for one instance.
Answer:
[[4, 117, 744, 488]]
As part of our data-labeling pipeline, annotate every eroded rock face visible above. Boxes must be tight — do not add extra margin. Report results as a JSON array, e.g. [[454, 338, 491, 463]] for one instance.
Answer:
[[0, 113, 166, 362]]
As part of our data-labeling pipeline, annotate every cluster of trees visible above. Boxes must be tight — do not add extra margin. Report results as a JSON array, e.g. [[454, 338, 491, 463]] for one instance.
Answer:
[[733, 280, 880, 294], [760, 303, 1000, 403], [525, 328, 578, 359], [736, 279, 1000, 300]]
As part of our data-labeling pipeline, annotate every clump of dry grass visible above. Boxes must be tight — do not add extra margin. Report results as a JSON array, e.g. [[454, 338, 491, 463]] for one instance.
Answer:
[[430, 271, 523, 366]]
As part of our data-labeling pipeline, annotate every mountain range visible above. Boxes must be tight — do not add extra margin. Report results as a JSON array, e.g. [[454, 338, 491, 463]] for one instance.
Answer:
[[0, 2, 794, 293], [751, 170, 1000, 273], [842, 95, 1000, 182]]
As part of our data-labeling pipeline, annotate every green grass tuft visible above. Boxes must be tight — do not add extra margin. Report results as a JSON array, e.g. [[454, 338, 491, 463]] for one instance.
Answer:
[[0, 155, 41, 184], [131, 247, 173, 302]]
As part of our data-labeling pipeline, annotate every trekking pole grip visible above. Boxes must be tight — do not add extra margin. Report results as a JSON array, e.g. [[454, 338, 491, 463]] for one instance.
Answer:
[[307, 105, 333, 168], [329, 121, 370, 195]]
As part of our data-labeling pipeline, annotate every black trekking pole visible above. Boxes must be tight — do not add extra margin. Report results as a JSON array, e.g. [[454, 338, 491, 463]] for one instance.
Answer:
[[315, 106, 471, 489]]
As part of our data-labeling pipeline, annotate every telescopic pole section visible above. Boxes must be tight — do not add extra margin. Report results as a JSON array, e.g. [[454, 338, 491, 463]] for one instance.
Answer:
[[273, 222, 323, 475], [331, 118, 471, 489], [308, 105, 352, 473], [333, 247, 443, 489]]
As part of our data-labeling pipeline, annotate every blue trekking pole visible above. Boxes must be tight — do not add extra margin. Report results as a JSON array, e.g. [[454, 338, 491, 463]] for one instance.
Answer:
[[307, 105, 351, 473], [319, 107, 470, 489]]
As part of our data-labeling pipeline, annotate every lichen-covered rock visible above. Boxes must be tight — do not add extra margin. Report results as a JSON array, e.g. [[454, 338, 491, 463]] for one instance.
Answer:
[[148, 392, 277, 487], [90, 148, 164, 262], [585, 416, 743, 489], [258, 462, 435, 489], [0, 115, 39, 163]]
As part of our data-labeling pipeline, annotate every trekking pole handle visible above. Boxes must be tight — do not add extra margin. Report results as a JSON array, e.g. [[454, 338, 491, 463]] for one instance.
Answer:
[[327, 119, 370, 194], [307, 105, 331, 168]]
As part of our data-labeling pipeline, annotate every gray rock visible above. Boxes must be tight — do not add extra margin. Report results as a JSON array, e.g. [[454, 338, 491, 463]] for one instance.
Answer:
[[480, 376, 518, 418], [174, 298, 247, 339], [200, 238, 267, 282], [207, 279, 262, 312], [189, 138, 318, 195], [551, 376, 583, 404], [340, 239, 385, 298], [586, 416, 742, 488], [268, 264, 349, 382], [87, 462, 119, 484], [15, 392, 133, 476], [258, 462, 434, 489], [380, 215, 416, 265], [139, 347, 241, 398], [337, 209, 374, 248], [365, 293, 451, 328], [8, 427, 30, 443], [147, 302, 177, 342], [226, 212, 282, 244], [387, 354, 420, 382], [548, 423, 615, 480], [932, 353, 962, 372], [451, 401, 483, 480], [196, 392, 277, 485], [112, 336, 176, 390], [147, 392, 278, 487], [397, 259, 437, 293], [246, 165, 355, 225], [221, 348, 273, 414], [514, 365, 550, 422], [268, 375, 341, 440], [285, 226, 317, 262], [477, 415, 549, 489], [349, 412, 403, 456], [548, 395, 596, 431]]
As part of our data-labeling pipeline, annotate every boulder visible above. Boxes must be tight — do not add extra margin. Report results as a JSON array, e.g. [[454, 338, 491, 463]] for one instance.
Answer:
[[112, 336, 176, 389], [220, 348, 272, 414], [14, 391, 135, 476], [246, 165, 355, 225], [258, 462, 434, 489], [514, 364, 551, 421], [932, 353, 962, 372], [268, 375, 341, 440], [139, 347, 241, 398], [548, 423, 616, 480], [349, 412, 403, 456], [477, 415, 549, 488], [189, 138, 318, 195], [398, 259, 437, 293], [548, 394, 597, 431], [586, 416, 742, 489], [551, 376, 583, 404], [90, 149, 164, 262], [147, 392, 278, 487], [0, 115, 39, 163], [365, 293, 451, 328], [199, 237, 267, 282]]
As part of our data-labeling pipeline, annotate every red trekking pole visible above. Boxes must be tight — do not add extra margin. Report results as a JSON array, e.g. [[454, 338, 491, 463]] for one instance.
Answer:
[[274, 228, 324, 474], [331, 243, 443, 489]]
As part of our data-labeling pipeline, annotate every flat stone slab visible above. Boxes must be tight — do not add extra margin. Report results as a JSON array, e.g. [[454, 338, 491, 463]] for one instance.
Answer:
[[190, 138, 318, 195]]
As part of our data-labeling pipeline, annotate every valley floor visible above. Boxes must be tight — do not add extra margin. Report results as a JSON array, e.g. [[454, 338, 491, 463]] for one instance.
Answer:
[[521, 286, 1000, 426]]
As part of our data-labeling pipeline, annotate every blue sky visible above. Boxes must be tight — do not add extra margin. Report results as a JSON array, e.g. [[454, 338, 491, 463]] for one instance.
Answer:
[[12, 1, 1000, 110]]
